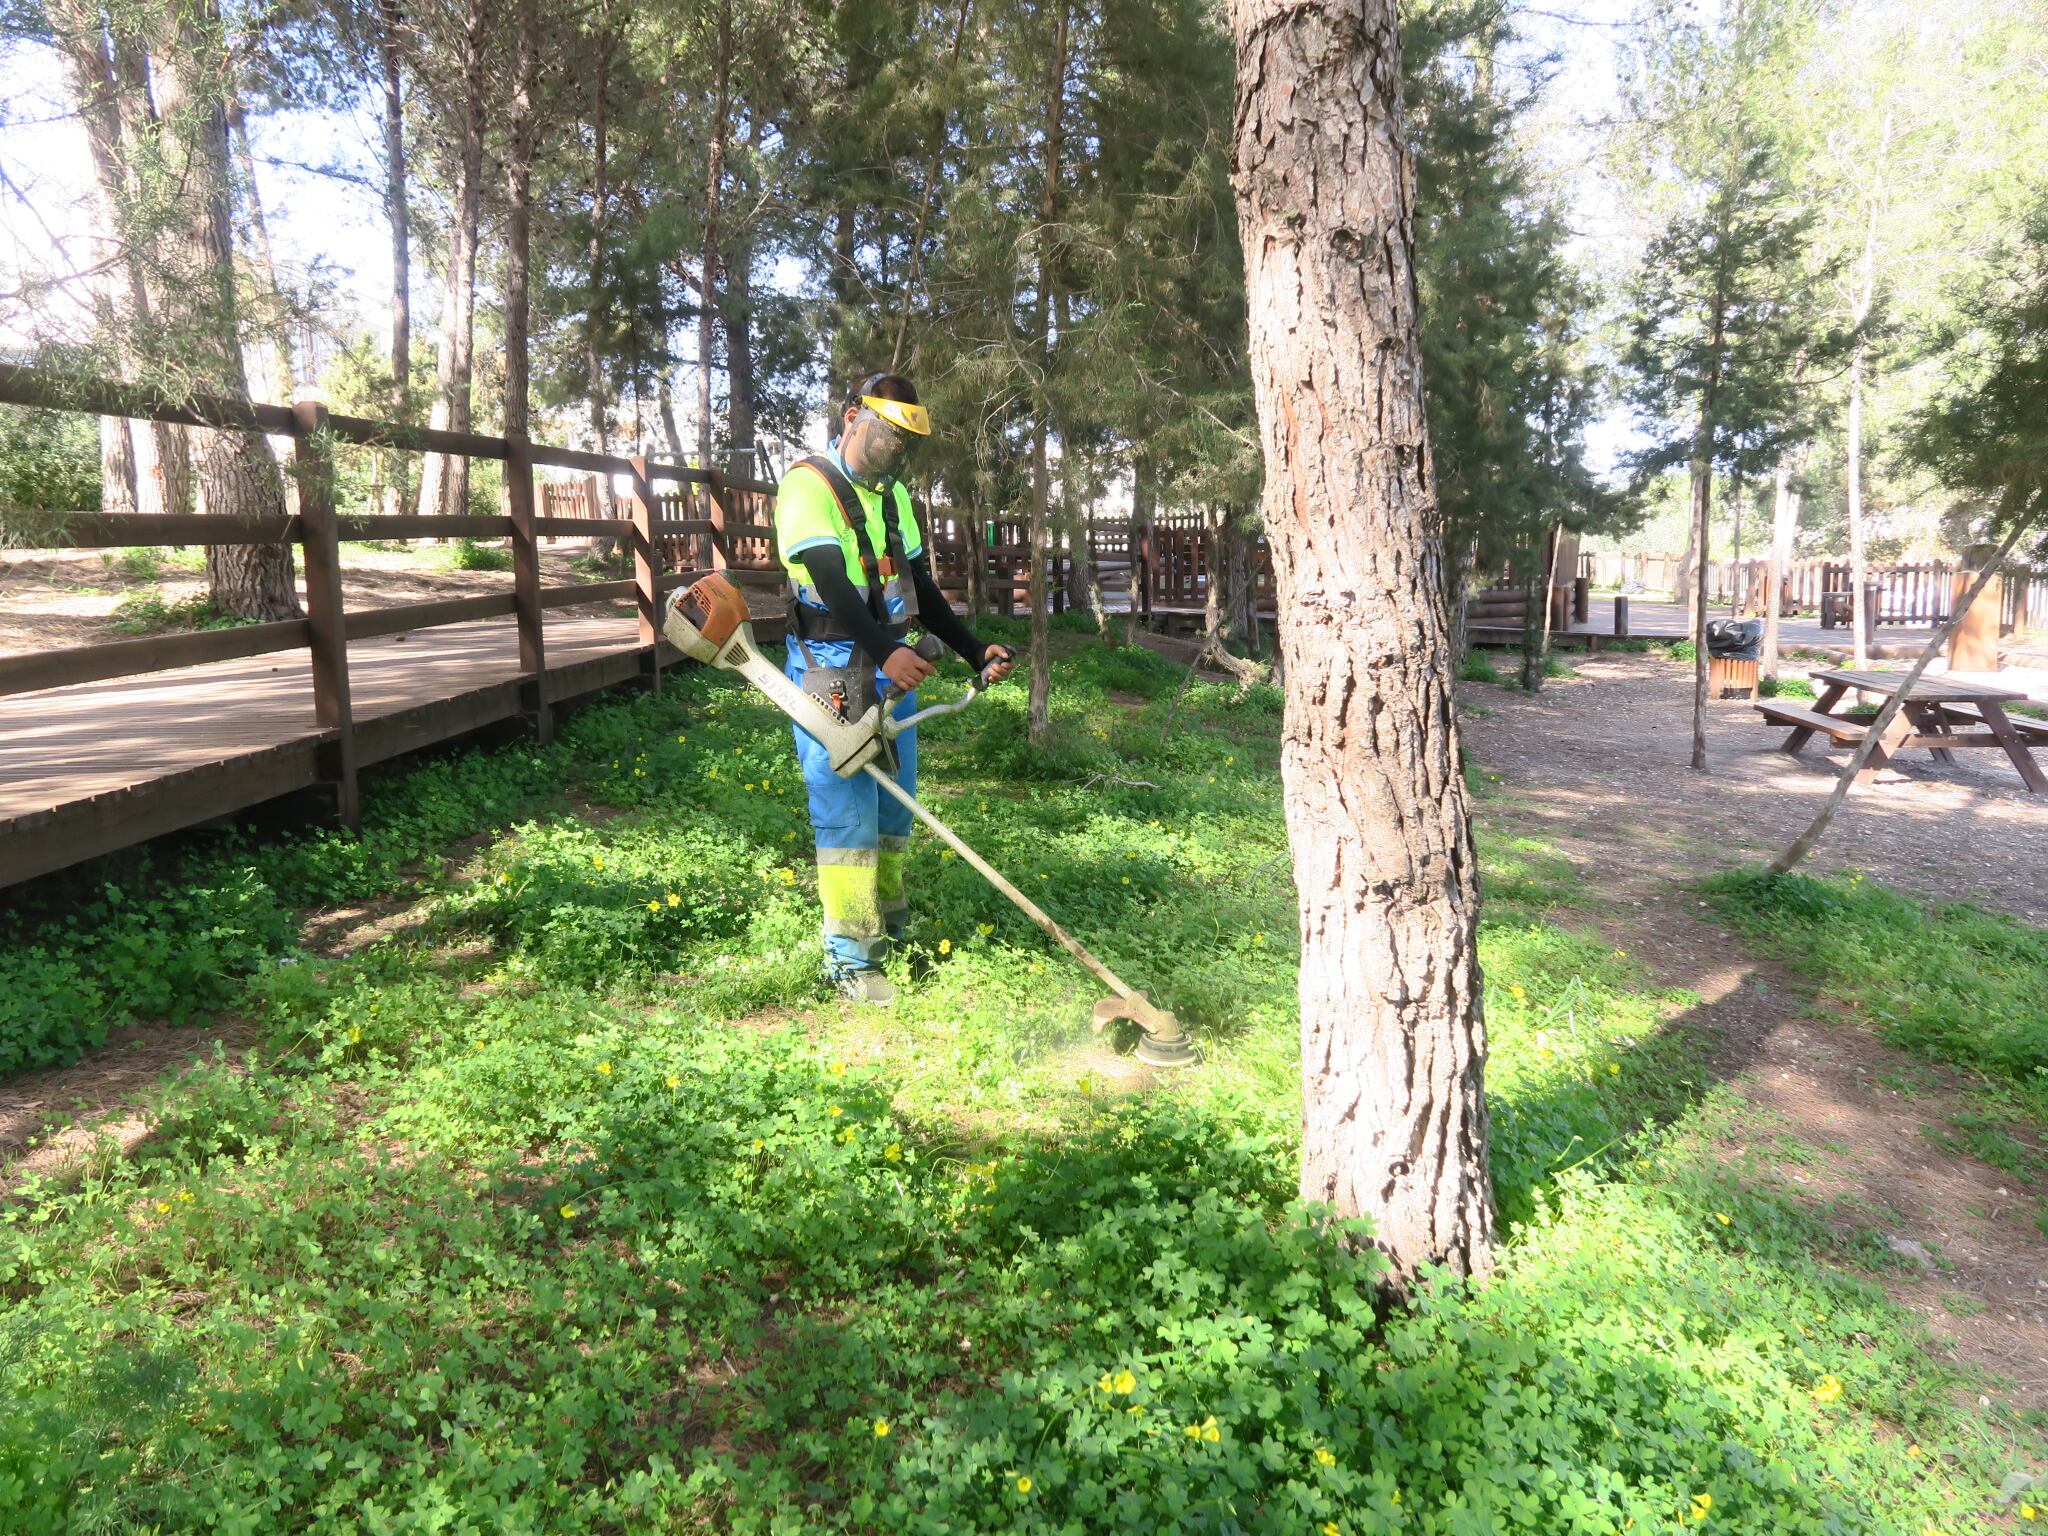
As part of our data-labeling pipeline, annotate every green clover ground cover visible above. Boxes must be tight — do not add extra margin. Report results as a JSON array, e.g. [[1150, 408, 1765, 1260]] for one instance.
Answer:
[[0, 621, 2036, 1533]]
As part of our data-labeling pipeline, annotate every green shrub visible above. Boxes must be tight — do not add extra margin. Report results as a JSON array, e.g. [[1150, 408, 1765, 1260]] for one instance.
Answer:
[[449, 537, 513, 572]]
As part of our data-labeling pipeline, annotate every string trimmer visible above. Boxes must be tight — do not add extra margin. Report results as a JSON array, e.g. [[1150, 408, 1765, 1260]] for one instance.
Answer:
[[663, 572, 1198, 1069]]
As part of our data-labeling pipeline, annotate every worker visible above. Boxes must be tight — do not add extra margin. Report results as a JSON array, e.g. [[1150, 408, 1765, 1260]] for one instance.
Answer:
[[774, 371, 1014, 1004]]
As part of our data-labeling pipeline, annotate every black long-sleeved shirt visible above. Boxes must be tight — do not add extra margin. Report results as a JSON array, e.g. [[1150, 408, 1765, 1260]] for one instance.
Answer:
[[795, 544, 987, 672]]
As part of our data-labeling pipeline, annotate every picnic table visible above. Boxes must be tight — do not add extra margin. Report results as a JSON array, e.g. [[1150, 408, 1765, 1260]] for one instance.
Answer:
[[1755, 668, 2048, 794]]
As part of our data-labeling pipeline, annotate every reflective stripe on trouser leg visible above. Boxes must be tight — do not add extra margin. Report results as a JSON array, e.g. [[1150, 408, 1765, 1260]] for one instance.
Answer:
[[816, 847, 885, 967], [876, 710, 917, 937], [877, 835, 909, 937]]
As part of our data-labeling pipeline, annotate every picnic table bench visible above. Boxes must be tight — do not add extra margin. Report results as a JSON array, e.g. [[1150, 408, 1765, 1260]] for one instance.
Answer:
[[1756, 668, 2048, 793]]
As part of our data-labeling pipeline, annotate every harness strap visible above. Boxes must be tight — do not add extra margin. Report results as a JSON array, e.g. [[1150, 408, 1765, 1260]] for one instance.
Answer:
[[796, 455, 898, 631]]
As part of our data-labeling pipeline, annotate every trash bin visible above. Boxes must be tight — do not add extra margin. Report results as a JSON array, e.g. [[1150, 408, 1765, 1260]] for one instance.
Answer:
[[1703, 618, 1764, 700], [1704, 618, 1764, 659]]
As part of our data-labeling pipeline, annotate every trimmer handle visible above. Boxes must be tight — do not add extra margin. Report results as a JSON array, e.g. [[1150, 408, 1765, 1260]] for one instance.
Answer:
[[879, 634, 946, 711]]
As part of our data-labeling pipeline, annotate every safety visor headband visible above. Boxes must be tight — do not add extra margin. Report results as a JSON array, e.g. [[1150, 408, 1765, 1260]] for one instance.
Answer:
[[859, 394, 931, 437]]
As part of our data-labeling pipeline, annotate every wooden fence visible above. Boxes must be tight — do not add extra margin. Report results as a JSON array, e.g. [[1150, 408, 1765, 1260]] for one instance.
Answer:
[[1579, 549, 2042, 638], [0, 363, 786, 835]]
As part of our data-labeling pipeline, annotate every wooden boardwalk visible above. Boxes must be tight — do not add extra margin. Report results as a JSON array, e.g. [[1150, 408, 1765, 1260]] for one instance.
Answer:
[[1, 608, 683, 887]]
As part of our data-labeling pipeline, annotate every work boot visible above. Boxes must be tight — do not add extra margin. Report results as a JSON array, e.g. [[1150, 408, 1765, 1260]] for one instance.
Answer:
[[833, 968, 898, 1007]]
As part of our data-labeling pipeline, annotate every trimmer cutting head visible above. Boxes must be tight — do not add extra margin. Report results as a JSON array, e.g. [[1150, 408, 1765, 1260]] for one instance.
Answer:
[[1091, 994, 1200, 1069]]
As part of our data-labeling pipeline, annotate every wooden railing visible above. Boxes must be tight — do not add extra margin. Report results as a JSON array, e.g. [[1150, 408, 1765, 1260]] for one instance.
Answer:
[[0, 364, 781, 828]]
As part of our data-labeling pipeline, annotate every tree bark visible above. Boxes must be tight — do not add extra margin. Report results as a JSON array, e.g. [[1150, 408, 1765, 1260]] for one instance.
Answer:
[[501, 0, 538, 446], [1229, 0, 1492, 1289], [723, 230, 755, 477], [584, 7, 613, 465], [225, 97, 294, 404], [1760, 447, 1796, 681], [149, 0, 297, 618], [417, 0, 486, 520], [1844, 114, 1889, 672], [378, 0, 410, 514], [1025, 0, 1069, 748], [698, 0, 732, 471], [1689, 453, 1712, 769], [49, 0, 182, 516], [1846, 337, 1870, 668]]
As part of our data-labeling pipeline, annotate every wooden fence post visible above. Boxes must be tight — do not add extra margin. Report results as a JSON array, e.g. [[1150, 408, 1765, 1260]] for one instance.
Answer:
[[506, 436, 552, 743], [627, 455, 661, 692], [291, 399, 359, 829], [706, 467, 731, 572], [1613, 595, 1629, 638]]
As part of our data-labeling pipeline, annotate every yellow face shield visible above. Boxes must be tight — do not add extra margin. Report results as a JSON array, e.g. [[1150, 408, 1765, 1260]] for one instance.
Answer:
[[859, 394, 931, 437]]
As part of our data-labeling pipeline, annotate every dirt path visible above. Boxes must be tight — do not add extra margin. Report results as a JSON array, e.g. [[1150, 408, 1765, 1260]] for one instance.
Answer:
[[1461, 655, 2048, 1412]]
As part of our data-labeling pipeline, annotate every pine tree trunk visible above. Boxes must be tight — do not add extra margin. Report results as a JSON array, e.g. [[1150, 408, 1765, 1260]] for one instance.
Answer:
[[50, 0, 178, 516], [1126, 455, 1152, 647], [1760, 447, 1796, 682], [378, 0, 410, 514], [698, 0, 731, 471], [1846, 339, 1870, 669], [723, 235, 755, 477], [150, 0, 297, 618], [1229, 0, 1492, 1289], [502, 0, 538, 445], [225, 99, 294, 404], [585, 9, 612, 462], [1026, 0, 1069, 748], [1689, 454, 1712, 770], [417, 0, 485, 520]]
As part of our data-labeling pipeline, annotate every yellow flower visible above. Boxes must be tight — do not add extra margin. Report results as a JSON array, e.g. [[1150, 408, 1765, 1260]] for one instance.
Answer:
[[666, 1075, 681, 1089], [828, 1105, 843, 1117], [978, 923, 994, 937], [829, 1060, 847, 1076], [1098, 1372, 1115, 1392], [676, 734, 686, 743], [1690, 1492, 1712, 1522], [779, 869, 797, 885], [596, 1060, 613, 1076], [1015, 1475, 1033, 1494], [1315, 1448, 1337, 1467], [1509, 984, 1526, 1001], [1225, 755, 1235, 765], [1713, 1211, 1732, 1226], [941, 849, 955, 860], [752, 1138, 765, 1151], [496, 872, 510, 885], [2020, 1504, 2038, 1520], [939, 939, 953, 955], [155, 1201, 171, 1214], [1112, 1369, 1136, 1395], [1183, 1415, 1219, 1442], [559, 1204, 576, 1220], [592, 854, 605, 870], [884, 1143, 903, 1163], [1906, 1444, 1922, 1458], [1811, 1375, 1843, 1404], [1609, 1063, 1621, 1074], [178, 1190, 192, 1202], [745, 783, 756, 791], [347, 1026, 362, 1044], [873, 1418, 890, 1438], [837, 1128, 855, 1144], [666, 892, 681, 907], [1323, 1525, 1342, 1536], [1121, 876, 1131, 885], [633, 767, 645, 778], [646, 899, 662, 912]]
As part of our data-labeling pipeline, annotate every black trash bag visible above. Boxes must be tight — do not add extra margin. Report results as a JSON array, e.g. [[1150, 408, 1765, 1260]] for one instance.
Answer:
[[1704, 617, 1764, 660]]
